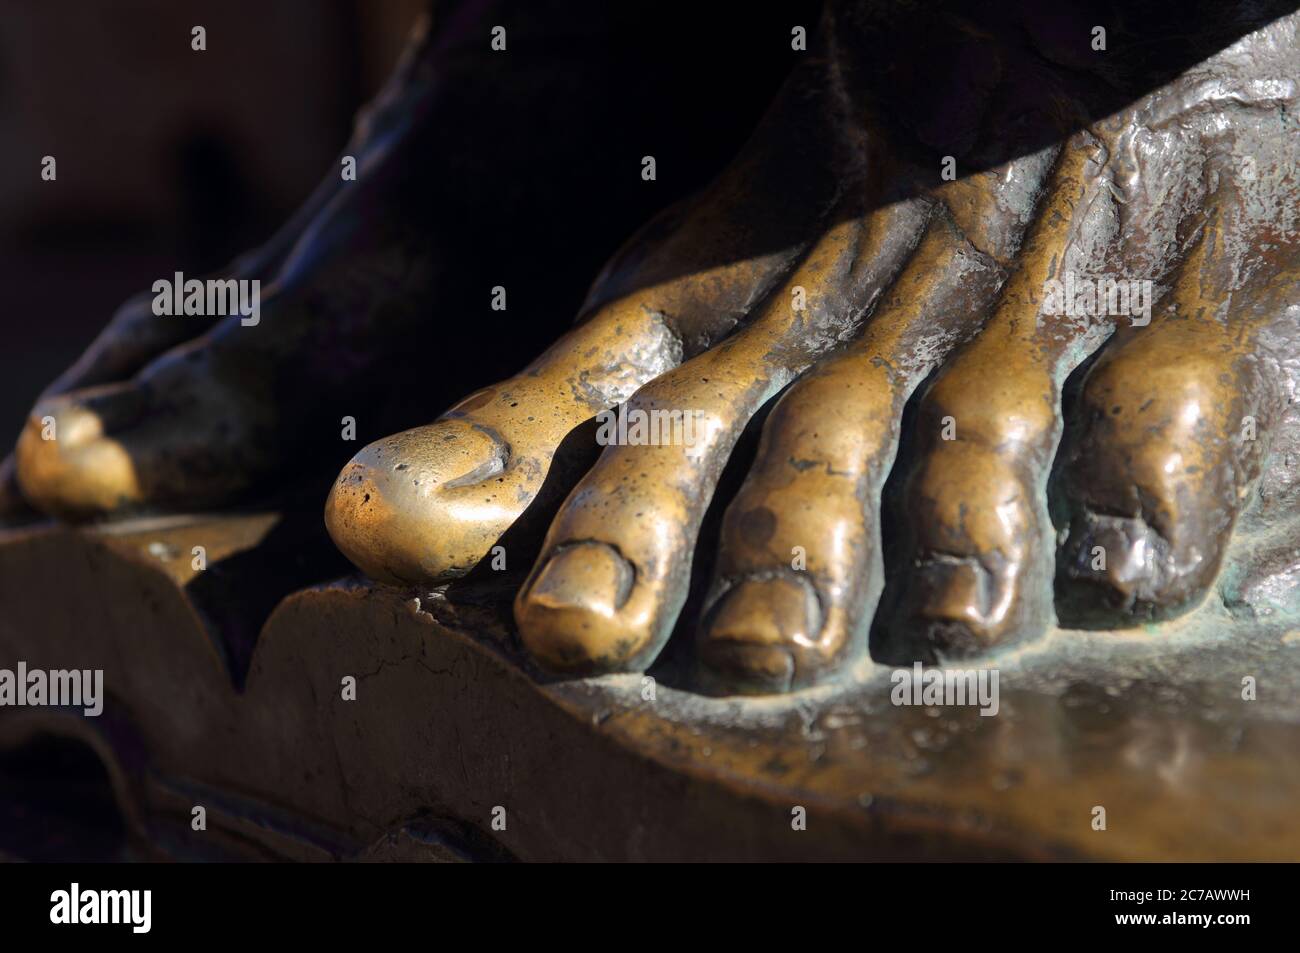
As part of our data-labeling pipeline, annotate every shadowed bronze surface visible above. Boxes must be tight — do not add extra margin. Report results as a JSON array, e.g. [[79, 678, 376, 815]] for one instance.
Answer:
[[0, 514, 1297, 860]]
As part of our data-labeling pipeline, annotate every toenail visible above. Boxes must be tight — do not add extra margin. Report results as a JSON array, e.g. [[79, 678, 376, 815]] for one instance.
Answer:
[[1072, 517, 1159, 592], [878, 556, 1018, 663], [525, 541, 634, 618], [440, 427, 509, 488], [452, 388, 496, 413], [706, 576, 821, 650], [912, 555, 993, 626], [1057, 512, 1192, 622]]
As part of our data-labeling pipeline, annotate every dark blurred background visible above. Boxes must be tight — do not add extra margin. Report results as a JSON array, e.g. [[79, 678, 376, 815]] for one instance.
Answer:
[[0, 0, 429, 451]]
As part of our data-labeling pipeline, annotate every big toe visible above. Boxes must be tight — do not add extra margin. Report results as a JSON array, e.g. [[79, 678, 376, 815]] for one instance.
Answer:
[[324, 418, 514, 585], [15, 384, 146, 519]]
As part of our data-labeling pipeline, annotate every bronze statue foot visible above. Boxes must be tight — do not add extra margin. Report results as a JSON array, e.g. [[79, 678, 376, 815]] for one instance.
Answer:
[[328, 5, 1299, 692], [15, 179, 438, 519], [3, 13, 462, 520], [10, 16, 449, 520]]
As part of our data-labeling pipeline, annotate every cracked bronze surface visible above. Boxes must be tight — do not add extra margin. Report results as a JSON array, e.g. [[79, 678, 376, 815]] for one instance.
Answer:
[[3, 514, 1299, 859]]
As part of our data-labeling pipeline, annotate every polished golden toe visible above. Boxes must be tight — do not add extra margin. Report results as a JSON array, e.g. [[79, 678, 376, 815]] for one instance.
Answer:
[[15, 385, 144, 519], [514, 541, 646, 672], [324, 418, 515, 585]]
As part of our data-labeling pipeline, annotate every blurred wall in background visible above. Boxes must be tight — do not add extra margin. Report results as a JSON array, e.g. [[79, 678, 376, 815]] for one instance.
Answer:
[[0, 0, 425, 447]]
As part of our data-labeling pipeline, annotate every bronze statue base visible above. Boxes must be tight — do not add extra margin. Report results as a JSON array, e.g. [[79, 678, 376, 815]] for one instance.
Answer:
[[1, 508, 1296, 861]]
